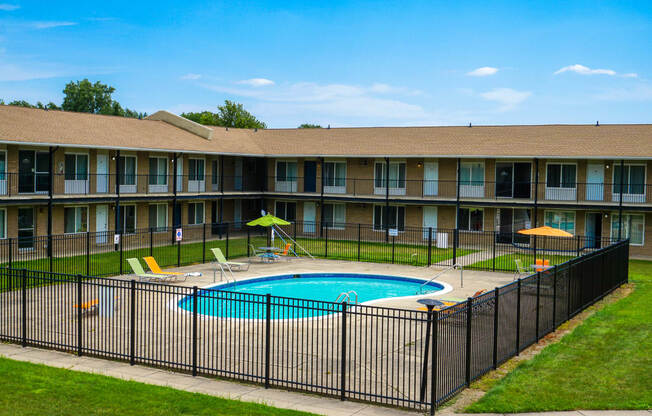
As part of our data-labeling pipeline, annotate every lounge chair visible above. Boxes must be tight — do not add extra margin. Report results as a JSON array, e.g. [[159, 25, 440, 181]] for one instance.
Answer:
[[73, 298, 99, 315], [513, 258, 534, 280], [277, 243, 293, 261], [143, 256, 187, 282], [211, 248, 250, 271], [127, 258, 171, 283]]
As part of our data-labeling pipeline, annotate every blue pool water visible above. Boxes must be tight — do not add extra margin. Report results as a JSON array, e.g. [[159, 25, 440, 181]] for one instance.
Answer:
[[178, 273, 444, 319]]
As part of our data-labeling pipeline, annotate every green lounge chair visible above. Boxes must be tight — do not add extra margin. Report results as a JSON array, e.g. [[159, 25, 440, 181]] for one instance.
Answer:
[[127, 258, 171, 283], [211, 248, 250, 271]]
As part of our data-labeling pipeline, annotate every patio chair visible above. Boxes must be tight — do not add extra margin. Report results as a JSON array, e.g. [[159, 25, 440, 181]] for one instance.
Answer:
[[513, 258, 534, 280], [143, 256, 187, 282], [277, 243, 293, 261], [211, 248, 250, 271], [127, 258, 171, 283], [249, 244, 278, 263]]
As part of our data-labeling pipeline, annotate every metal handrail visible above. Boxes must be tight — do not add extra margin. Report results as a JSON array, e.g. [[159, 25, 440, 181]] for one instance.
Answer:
[[214, 262, 236, 285], [417, 263, 463, 294], [335, 290, 359, 304]]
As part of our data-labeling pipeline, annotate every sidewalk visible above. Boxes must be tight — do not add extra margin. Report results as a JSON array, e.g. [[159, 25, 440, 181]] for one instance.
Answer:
[[0, 343, 648, 416]]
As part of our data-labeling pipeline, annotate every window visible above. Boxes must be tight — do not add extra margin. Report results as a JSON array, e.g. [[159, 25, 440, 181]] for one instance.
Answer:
[[64, 154, 88, 180], [118, 205, 136, 234], [148, 157, 168, 185], [18, 207, 34, 249], [64, 206, 88, 234], [458, 208, 483, 231], [547, 164, 576, 188], [0, 209, 5, 239], [460, 162, 484, 186], [545, 211, 576, 234], [149, 204, 168, 231], [275, 201, 296, 222], [614, 165, 645, 195], [211, 160, 219, 185], [373, 205, 405, 231], [188, 202, 204, 225], [375, 162, 406, 188], [612, 214, 644, 245], [276, 161, 297, 182], [324, 161, 346, 187], [0, 151, 5, 180], [188, 159, 205, 181], [323, 203, 346, 228], [118, 156, 136, 185]]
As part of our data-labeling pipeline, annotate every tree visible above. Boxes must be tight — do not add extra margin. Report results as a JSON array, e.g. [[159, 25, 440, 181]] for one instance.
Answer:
[[181, 100, 266, 129], [62, 79, 115, 114], [298, 123, 322, 128]]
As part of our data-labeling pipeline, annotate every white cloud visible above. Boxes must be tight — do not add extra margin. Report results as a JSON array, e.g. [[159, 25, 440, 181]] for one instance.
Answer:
[[594, 84, 652, 101], [0, 62, 65, 81], [554, 64, 616, 76], [32, 21, 77, 29], [0, 3, 19, 11], [180, 73, 201, 80], [466, 66, 499, 77], [621, 73, 638, 78], [480, 87, 531, 111], [236, 78, 275, 87]]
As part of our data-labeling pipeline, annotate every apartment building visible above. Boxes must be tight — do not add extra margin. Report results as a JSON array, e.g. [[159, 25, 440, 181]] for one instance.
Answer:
[[0, 105, 650, 256]]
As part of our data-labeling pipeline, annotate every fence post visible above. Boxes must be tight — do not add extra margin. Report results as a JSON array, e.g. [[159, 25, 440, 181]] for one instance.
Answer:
[[516, 279, 521, 355], [430, 310, 438, 416], [202, 223, 206, 264], [427, 227, 433, 267], [150, 227, 154, 257], [552, 265, 557, 329], [453, 228, 458, 266], [86, 231, 90, 276], [535, 271, 541, 341], [225, 223, 230, 259], [293, 221, 297, 253], [130, 279, 136, 365], [567, 263, 573, 321], [576, 235, 581, 257], [325, 225, 329, 258], [465, 297, 473, 386], [7, 238, 12, 270], [177, 236, 181, 267], [492, 287, 499, 369], [192, 286, 198, 377], [77, 274, 83, 356], [247, 228, 251, 258], [391, 235, 395, 264], [119, 234, 123, 276], [21, 269, 26, 347], [357, 224, 361, 262], [492, 231, 496, 272], [265, 293, 271, 388], [340, 301, 347, 401]]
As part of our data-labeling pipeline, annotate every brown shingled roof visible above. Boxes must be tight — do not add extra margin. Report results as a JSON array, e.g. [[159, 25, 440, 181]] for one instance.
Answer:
[[1, 105, 651, 158]]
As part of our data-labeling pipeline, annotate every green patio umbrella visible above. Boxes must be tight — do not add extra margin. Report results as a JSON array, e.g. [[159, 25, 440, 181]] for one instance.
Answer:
[[246, 214, 290, 227]]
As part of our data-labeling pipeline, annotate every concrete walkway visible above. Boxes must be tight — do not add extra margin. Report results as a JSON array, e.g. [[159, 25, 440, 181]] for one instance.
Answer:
[[1, 343, 648, 416]]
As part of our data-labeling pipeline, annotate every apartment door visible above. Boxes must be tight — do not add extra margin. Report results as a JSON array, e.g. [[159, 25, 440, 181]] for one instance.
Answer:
[[234, 157, 243, 191], [514, 163, 532, 198], [496, 163, 513, 198], [422, 206, 438, 239], [585, 213, 602, 249], [423, 162, 438, 196], [497, 208, 513, 243], [176, 157, 183, 192], [96, 204, 108, 244], [304, 161, 316, 193], [234, 200, 242, 228], [303, 202, 316, 233], [586, 163, 604, 201], [18, 150, 49, 193], [17, 207, 34, 249], [96, 153, 109, 193]]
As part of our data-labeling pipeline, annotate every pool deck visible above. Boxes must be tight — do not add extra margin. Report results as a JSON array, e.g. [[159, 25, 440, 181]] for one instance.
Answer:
[[115, 256, 515, 309]]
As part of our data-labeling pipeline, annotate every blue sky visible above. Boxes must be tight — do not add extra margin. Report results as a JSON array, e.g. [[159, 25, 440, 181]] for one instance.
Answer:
[[0, 0, 651, 127]]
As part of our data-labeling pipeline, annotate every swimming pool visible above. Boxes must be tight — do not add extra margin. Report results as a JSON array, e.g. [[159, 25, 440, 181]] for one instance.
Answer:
[[178, 273, 448, 319]]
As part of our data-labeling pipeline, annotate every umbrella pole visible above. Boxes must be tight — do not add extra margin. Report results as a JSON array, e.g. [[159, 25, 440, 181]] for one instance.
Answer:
[[274, 225, 315, 259]]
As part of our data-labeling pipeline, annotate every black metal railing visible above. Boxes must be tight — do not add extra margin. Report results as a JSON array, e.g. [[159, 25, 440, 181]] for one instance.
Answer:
[[0, 240, 629, 413]]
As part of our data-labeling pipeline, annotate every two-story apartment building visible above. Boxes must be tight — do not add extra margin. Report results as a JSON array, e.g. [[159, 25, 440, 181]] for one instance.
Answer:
[[1, 105, 650, 256]]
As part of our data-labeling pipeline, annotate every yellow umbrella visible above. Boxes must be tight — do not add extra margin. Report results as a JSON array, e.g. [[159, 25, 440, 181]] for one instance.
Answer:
[[517, 226, 573, 237]]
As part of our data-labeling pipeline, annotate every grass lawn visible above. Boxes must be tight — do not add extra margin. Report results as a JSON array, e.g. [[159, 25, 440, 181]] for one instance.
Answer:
[[0, 356, 319, 416], [464, 260, 652, 412], [469, 252, 576, 272]]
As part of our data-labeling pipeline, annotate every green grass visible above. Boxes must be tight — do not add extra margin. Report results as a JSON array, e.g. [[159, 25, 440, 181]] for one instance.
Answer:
[[0, 356, 319, 416], [469, 252, 576, 272], [464, 260, 652, 412]]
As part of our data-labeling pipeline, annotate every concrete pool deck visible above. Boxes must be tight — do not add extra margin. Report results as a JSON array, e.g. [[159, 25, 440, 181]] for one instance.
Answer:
[[114, 256, 515, 309]]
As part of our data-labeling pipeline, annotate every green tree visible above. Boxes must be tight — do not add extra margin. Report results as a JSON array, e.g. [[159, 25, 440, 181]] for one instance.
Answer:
[[62, 79, 115, 114], [181, 100, 266, 129], [298, 123, 322, 128]]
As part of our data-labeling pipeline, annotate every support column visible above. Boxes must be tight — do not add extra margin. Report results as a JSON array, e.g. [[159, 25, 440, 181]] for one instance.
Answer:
[[533, 158, 539, 259], [454, 158, 461, 261], [114, 150, 121, 241], [320, 157, 325, 237], [385, 157, 390, 242], [618, 159, 624, 240], [171, 153, 179, 243], [47, 146, 57, 260]]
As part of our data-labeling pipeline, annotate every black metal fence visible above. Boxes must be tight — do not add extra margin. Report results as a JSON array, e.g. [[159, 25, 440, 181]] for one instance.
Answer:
[[0, 240, 629, 413], [0, 220, 617, 277]]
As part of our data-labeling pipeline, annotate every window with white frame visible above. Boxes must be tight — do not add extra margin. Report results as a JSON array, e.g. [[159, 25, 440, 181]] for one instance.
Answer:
[[275, 201, 296, 222], [188, 202, 204, 225], [611, 214, 644, 245], [149, 204, 168, 231], [64, 206, 88, 234], [373, 205, 405, 231], [118, 156, 136, 185], [276, 161, 297, 181], [458, 208, 483, 231], [546, 164, 576, 188], [374, 162, 406, 189], [188, 159, 205, 181], [323, 203, 345, 228], [211, 160, 219, 185], [0, 208, 5, 239], [118, 205, 136, 234], [460, 162, 484, 186], [545, 210, 576, 234], [323, 161, 346, 188], [148, 157, 168, 185], [614, 164, 645, 195], [64, 154, 88, 180]]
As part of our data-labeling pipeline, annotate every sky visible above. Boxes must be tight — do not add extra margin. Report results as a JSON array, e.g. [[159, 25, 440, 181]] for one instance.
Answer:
[[0, 0, 651, 128]]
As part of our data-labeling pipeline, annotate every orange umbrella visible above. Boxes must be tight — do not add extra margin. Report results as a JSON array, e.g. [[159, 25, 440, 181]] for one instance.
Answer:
[[517, 225, 573, 237]]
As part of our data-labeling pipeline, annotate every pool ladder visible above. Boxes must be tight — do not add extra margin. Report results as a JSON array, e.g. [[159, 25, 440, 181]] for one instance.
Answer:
[[417, 263, 463, 294], [214, 263, 236, 287], [335, 290, 359, 304]]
